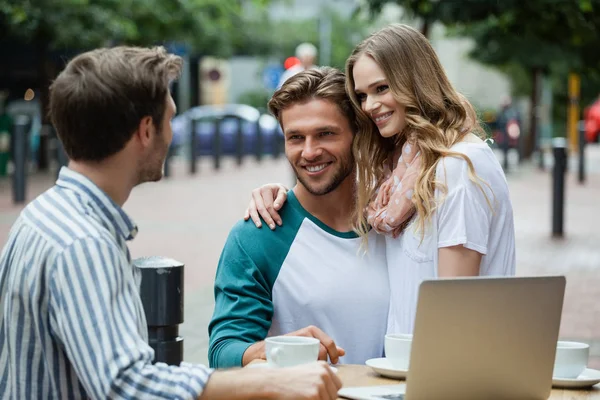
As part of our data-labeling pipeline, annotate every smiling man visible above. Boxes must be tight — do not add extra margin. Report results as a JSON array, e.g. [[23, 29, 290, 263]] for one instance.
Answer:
[[208, 67, 389, 368]]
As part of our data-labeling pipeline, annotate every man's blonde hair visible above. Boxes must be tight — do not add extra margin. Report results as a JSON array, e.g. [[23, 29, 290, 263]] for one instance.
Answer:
[[268, 67, 356, 133]]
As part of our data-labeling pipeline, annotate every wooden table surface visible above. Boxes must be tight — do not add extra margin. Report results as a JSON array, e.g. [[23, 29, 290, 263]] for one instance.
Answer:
[[334, 364, 600, 400]]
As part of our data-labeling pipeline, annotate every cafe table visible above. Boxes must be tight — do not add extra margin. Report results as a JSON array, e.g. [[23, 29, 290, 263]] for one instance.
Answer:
[[334, 364, 600, 400], [249, 361, 600, 399]]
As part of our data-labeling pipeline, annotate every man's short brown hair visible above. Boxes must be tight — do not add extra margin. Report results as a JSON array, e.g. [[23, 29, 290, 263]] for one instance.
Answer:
[[268, 67, 357, 133], [49, 46, 182, 161]]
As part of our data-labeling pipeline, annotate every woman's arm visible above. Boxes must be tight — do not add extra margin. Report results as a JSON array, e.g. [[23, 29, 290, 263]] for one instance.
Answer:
[[438, 245, 482, 277]]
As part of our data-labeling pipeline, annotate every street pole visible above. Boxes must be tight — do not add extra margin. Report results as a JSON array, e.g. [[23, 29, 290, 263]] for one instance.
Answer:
[[578, 120, 586, 184], [567, 73, 580, 155]]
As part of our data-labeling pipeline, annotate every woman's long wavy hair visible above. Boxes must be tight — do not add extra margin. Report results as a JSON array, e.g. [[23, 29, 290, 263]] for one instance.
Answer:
[[345, 24, 491, 241]]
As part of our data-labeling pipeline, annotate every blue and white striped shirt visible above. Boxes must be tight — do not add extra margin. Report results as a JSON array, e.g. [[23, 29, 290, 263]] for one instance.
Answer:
[[0, 167, 212, 399]]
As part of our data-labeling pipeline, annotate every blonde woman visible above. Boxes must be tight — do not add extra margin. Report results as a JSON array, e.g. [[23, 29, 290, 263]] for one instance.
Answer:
[[245, 24, 515, 334]]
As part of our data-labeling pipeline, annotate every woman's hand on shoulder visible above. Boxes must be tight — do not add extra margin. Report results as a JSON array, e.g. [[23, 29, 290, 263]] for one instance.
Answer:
[[244, 183, 289, 229]]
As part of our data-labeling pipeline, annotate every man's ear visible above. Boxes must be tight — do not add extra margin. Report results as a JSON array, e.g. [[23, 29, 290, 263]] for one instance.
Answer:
[[136, 116, 155, 147]]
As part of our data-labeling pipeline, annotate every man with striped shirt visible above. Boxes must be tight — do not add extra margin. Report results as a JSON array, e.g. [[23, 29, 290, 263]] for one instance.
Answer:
[[0, 46, 341, 399]]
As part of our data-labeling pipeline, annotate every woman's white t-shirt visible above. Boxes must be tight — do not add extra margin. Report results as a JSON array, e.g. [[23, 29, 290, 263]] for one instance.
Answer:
[[385, 140, 516, 334]]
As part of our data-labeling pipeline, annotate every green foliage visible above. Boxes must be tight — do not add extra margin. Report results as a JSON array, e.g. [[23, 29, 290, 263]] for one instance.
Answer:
[[0, 0, 249, 56], [363, 0, 600, 74]]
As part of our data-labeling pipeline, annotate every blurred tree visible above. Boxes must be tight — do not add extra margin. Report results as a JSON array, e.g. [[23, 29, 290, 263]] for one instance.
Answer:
[[361, 0, 600, 158], [0, 0, 263, 56], [458, 0, 599, 155], [360, 0, 504, 37]]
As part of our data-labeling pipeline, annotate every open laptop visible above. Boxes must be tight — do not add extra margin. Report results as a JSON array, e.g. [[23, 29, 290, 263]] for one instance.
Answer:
[[339, 276, 566, 400]]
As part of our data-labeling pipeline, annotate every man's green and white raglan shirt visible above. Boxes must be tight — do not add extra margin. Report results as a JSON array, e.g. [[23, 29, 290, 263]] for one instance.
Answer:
[[208, 190, 389, 368]]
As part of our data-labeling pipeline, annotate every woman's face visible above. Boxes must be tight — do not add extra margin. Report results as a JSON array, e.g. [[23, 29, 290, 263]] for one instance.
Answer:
[[353, 54, 407, 139]]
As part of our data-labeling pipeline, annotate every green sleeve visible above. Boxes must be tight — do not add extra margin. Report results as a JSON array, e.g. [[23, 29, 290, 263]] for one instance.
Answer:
[[208, 193, 303, 368], [207, 222, 273, 368]]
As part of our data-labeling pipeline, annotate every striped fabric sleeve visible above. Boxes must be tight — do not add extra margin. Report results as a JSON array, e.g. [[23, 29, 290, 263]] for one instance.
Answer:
[[48, 236, 212, 399]]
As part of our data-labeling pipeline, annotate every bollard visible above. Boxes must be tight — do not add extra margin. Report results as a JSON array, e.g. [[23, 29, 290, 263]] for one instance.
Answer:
[[12, 115, 31, 204], [551, 137, 567, 238], [134, 256, 184, 366], [255, 118, 263, 162], [578, 121, 586, 184], [235, 118, 244, 166], [213, 118, 222, 170], [189, 119, 198, 175]]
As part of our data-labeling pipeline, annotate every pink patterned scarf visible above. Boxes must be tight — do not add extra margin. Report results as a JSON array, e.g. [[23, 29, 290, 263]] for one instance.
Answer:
[[366, 140, 421, 237]]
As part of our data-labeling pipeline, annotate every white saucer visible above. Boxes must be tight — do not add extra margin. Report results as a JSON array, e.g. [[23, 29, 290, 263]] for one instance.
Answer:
[[552, 368, 600, 389], [248, 362, 338, 373], [365, 357, 408, 380]]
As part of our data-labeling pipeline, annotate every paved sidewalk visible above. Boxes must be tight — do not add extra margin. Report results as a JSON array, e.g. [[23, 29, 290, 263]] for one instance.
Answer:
[[1, 147, 599, 369]]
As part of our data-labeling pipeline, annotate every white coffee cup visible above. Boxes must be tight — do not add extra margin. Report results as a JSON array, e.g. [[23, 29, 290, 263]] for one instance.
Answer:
[[385, 333, 413, 370], [553, 341, 589, 379], [265, 336, 320, 368]]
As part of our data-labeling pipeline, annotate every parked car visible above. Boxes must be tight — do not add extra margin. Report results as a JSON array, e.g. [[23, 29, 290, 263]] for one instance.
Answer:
[[584, 98, 600, 143], [170, 104, 283, 156]]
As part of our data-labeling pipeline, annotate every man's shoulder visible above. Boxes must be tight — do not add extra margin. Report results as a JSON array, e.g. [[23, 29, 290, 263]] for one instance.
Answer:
[[19, 186, 115, 252], [224, 202, 305, 258], [228, 210, 300, 245]]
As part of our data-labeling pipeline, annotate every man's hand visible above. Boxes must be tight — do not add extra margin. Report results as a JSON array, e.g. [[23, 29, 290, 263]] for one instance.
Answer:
[[243, 183, 288, 230], [269, 361, 342, 399], [286, 326, 345, 364], [200, 361, 342, 400]]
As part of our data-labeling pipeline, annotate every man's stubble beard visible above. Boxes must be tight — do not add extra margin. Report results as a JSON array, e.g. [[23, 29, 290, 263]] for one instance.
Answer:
[[292, 151, 355, 196], [137, 134, 169, 185]]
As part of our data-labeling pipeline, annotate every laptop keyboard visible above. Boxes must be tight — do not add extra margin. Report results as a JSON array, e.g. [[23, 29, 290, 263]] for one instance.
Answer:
[[376, 395, 405, 400]]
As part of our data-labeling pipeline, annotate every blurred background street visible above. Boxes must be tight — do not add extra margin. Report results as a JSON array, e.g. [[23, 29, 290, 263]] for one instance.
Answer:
[[1, 0, 599, 374]]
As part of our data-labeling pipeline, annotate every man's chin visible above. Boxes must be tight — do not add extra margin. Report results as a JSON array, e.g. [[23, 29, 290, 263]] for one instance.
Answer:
[[138, 169, 164, 185], [303, 186, 331, 196], [297, 178, 335, 196]]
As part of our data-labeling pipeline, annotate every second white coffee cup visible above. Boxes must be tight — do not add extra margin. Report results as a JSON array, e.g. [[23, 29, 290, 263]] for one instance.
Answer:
[[553, 341, 589, 379], [385, 333, 413, 370], [265, 336, 320, 368]]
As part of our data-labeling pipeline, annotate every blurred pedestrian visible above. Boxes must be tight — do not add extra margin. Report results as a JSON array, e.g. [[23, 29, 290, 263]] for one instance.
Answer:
[[277, 42, 318, 89]]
